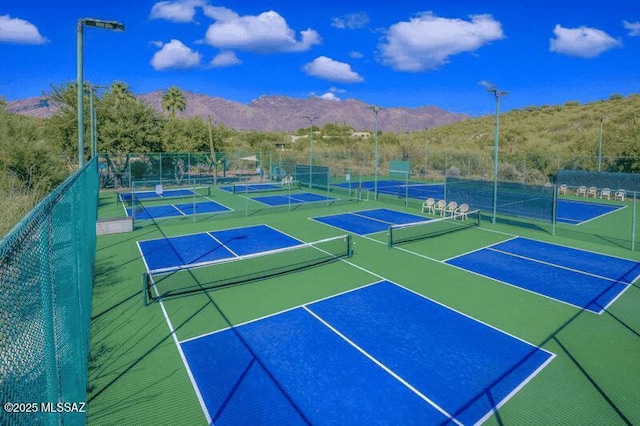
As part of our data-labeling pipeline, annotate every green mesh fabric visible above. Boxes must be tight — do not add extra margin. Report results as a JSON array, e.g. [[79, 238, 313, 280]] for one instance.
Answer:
[[0, 158, 98, 426], [556, 169, 640, 192], [445, 176, 555, 222]]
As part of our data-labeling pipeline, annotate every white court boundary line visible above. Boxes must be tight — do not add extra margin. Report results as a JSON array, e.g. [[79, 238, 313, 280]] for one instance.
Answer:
[[141, 219, 559, 425], [136, 242, 212, 425], [174, 260, 555, 426], [303, 305, 462, 425]]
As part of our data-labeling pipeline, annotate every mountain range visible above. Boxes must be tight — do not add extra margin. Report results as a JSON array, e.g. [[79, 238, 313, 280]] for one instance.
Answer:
[[6, 91, 470, 132]]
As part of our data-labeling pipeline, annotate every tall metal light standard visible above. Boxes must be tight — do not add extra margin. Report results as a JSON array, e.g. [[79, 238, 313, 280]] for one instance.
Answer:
[[424, 127, 429, 179], [77, 18, 125, 168], [598, 118, 603, 172], [88, 84, 107, 159], [304, 116, 318, 188], [368, 106, 383, 199], [487, 86, 508, 224]]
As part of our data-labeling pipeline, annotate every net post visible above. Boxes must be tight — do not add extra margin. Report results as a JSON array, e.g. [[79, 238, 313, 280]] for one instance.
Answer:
[[142, 272, 149, 307], [387, 226, 393, 249], [632, 191, 637, 251], [347, 234, 354, 257], [552, 184, 557, 236]]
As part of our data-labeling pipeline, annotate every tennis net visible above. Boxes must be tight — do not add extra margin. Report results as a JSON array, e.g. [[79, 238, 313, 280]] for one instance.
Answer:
[[388, 209, 480, 247], [120, 182, 212, 203], [232, 181, 301, 194], [143, 234, 353, 303]]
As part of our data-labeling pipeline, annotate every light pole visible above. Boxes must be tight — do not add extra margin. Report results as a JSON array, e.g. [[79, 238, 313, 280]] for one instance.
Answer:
[[598, 118, 603, 172], [487, 86, 508, 224], [77, 18, 125, 168], [304, 116, 318, 188], [424, 127, 429, 179], [368, 106, 383, 199], [88, 84, 107, 159]]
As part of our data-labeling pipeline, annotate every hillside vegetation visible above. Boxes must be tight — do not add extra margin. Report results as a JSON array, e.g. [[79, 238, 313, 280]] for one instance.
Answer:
[[1, 87, 638, 236]]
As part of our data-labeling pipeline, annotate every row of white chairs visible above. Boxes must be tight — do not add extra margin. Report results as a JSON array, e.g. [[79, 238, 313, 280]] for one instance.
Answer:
[[281, 176, 296, 185], [558, 184, 626, 201], [421, 198, 469, 220]]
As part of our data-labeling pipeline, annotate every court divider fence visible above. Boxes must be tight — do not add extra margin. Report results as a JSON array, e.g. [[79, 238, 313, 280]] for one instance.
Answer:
[[100, 151, 638, 251], [0, 157, 99, 426]]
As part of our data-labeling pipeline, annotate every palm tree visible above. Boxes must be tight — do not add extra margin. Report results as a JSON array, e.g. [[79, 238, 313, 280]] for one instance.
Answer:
[[110, 81, 133, 101], [162, 86, 187, 118]]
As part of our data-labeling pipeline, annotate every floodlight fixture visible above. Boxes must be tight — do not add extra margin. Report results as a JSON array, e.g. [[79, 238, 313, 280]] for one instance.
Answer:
[[486, 86, 508, 224], [368, 106, 384, 199], [77, 18, 125, 168]]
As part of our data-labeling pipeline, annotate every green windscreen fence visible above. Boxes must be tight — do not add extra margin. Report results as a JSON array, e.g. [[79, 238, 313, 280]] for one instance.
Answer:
[[389, 160, 410, 178], [556, 170, 640, 192], [293, 164, 330, 190], [0, 158, 98, 426], [445, 176, 555, 222]]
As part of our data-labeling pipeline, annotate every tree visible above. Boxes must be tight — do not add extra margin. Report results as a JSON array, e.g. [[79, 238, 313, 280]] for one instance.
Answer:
[[162, 86, 187, 118], [0, 102, 67, 191], [161, 116, 209, 152], [98, 88, 163, 153]]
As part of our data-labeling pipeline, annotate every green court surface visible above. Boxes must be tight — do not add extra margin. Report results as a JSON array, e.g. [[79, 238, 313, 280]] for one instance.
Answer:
[[88, 184, 640, 425]]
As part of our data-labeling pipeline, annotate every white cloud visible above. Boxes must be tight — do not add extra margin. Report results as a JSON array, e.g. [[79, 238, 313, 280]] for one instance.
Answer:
[[319, 92, 340, 101], [349, 51, 364, 59], [150, 0, 205, 23], [151, 39, 202, 70], [211, 50, 241, 67], [303, 56, 363, 83], [0, 15, 47, 44], [203, 7, 321, 53], [331, 12, 370, 30], [549, 24, 621, 58], [379, 12, 504, 72], [623, 20, 640, 37]]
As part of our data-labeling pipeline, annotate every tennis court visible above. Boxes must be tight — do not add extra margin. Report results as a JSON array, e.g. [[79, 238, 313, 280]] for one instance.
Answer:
[[219, 182, 296, 193], [125, 199, 231, 220], [556, 199, 624, 225], [118, 186, 210, 202], [252, 192, 337, 206], [138, 224, 304, 273], [333, 179, 445, 199], [446, 237, 640, 314], [312, 208, 429, 235], [180, 280, 553, 425], [83, 172, 640, 426], [333, 179, 625, 225]]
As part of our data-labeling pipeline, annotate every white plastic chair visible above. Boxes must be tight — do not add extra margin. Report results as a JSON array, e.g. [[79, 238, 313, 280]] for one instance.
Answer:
[[455, 203, 469, 220], [443, 201, 458, 217], [576, 186, 587, 197], [558, 184, 568, 195], [421, 198, 435, 214]]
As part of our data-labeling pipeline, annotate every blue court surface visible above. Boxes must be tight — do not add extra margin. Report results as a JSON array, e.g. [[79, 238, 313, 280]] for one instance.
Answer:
[[125, 200, 230, 220], [252, 192, 336, 206], [334, 180, 445, 200], [119, 188, 203, 202], [219, 183, 284, 193], [333, 180, 623, 225], [180, 280, 554, 425], [138, 224, 302, 273], [556, 199, 623, 225], [446, 237, 640, 313], [313, 208, 428, 235]]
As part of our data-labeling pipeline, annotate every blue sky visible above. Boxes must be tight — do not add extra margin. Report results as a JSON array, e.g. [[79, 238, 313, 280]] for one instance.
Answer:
[[1, 0, 638, 115]]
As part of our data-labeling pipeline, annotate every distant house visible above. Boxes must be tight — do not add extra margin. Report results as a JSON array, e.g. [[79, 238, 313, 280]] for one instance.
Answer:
[[351, 131, 371, 138]]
